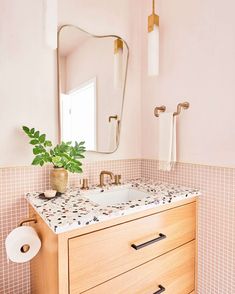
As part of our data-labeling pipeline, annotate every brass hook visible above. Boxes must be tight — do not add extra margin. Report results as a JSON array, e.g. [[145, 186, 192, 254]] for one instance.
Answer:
[[173, 102, 190, 116], [109, 115, 118, 122], [154, 105, 166, 117]]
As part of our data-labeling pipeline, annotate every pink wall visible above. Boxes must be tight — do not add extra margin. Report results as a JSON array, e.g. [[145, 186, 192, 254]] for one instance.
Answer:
[[141, 0, 235, 168], [1, 0, 234, 166], [0, 0, 57, 167], [0, 0, 142, 167]]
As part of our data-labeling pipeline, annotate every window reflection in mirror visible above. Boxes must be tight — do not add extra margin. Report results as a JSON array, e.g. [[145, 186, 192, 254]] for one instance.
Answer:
[[58, 25, 129, 153]]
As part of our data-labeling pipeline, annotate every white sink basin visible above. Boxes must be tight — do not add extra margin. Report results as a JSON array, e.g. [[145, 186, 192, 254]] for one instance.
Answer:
[[85, 188, 149, 206]]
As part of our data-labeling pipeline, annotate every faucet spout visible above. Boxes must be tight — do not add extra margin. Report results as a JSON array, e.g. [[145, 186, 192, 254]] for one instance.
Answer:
[[99, 171, 115, 187]]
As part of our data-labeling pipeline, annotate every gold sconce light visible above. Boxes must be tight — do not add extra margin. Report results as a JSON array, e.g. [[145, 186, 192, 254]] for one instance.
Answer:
[[148, 0, 159, 76], [114, 38, 124, 89], [114, 38, 123, 54]]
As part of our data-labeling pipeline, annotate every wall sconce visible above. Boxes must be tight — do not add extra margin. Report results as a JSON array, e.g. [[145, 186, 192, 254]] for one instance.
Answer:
[[114, 38, 123, 89], [44, 0, 58, 49], [148, 0, 159, 76]]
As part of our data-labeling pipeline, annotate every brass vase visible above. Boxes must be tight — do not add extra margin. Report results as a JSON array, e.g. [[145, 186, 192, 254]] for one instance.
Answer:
[[50, 167, 68, 193]]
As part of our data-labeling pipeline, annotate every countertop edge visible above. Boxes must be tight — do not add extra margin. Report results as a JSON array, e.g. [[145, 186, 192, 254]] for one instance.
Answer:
[[29, 196, 198, 236]]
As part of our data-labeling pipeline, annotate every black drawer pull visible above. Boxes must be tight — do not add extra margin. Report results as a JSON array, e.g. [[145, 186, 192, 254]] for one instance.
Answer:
[[131, 233, 166, 250], [153, 285, 165, 294]]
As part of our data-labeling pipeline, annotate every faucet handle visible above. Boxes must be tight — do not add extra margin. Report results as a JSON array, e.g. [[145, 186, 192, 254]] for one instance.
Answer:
[[81, 178, 89, 190], [114, 174, 121, 185]]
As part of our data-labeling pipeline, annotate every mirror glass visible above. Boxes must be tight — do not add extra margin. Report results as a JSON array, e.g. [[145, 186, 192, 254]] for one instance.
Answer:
[[58, 25, 129, 153]]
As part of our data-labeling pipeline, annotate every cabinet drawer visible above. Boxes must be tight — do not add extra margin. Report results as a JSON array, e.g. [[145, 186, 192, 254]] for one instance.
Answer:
[[84, 241, 195, 294], [69, 202, 196, 293]]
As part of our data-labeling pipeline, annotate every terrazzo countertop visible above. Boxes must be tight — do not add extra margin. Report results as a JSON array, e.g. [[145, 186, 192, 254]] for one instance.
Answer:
[[25, 179, 200, 234]]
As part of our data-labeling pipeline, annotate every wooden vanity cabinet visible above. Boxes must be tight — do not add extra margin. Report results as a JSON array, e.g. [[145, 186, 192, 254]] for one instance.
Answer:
[[30, 197, 197, 294]]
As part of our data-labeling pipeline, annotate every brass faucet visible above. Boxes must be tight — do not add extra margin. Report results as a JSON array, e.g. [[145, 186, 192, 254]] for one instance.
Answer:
[[99, 171, 115, 187]]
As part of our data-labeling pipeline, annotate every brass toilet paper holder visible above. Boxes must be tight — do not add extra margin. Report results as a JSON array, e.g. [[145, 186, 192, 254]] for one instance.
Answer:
[[18, 216, 37, 253], [19, 216, 37, 227]]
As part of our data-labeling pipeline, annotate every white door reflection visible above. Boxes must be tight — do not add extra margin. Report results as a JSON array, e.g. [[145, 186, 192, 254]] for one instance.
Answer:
[[61, 78, 96, 150]]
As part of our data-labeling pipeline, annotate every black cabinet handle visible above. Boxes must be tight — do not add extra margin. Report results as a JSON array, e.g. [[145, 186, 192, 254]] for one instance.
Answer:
[[153, 285, 165, 294], [131, 233, 166, 250]]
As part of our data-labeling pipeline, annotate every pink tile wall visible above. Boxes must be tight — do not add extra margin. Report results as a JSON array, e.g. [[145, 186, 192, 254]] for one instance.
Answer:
[[141, 159, 235, 294], [1, 159, 234, 293], [69, 159, 141, 187], [0, 166, 51, 294], [0, 160, 141, 294]]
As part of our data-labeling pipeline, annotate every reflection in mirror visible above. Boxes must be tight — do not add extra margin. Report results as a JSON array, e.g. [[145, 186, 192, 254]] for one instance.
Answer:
[[58, 25, 129, 153]]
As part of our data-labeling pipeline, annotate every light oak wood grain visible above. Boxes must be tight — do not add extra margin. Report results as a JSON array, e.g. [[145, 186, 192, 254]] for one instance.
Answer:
[[29, 199, 197, 294], [69, 202, 196, 293], [58, 236, 69, 294], [83, 241, 195, 294], [30, 207, 59, 294]]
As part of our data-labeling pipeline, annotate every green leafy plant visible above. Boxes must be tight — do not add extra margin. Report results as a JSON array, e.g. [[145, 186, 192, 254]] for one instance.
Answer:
[[22, 126, 86, 173]]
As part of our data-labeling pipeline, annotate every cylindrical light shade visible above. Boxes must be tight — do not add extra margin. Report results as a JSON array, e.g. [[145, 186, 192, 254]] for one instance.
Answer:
[[114, 39, 123, 89], [44, 0, 58, 49], [148, 24, 159, 76]]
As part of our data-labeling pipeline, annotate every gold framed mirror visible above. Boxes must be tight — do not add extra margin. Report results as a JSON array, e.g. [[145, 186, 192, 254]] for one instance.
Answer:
[[57, 25, 129, 154]]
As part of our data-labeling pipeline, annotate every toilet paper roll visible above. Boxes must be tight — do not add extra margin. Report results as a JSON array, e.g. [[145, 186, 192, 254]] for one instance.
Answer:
[[5, 226, 41, 263]]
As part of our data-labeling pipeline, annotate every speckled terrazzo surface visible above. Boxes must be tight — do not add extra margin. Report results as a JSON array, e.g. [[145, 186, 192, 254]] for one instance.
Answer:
[[25, 179, 200, 234]]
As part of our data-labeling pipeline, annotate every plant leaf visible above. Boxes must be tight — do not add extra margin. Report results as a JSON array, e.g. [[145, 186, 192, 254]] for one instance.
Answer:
[[33, 146, 42, 155], [23, 127, 86, 172], [39, 134, 46, 143], [32, 156, 41, 165], [30, 139, 38, 145], [22, 126, 30, 134], [34, 131, 40, 138], [76, 154, 85, 159], [44, 140, 52, 147], [52, 156, 63, 167]]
